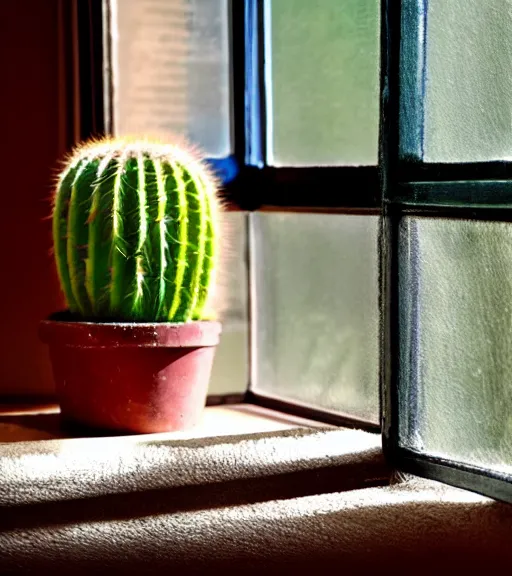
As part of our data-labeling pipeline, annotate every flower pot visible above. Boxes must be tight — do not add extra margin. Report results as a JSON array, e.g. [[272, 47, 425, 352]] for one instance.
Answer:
[[39, 313, 221, 434]]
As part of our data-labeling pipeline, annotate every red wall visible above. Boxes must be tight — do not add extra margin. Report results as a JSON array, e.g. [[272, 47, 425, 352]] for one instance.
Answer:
[[0, 1, 66, 396]]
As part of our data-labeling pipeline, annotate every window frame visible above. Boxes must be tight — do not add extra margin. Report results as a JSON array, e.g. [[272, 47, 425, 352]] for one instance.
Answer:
[[382, 0, 512, 504]]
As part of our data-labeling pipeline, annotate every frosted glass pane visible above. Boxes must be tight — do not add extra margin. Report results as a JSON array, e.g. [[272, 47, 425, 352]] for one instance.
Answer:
[[252, 213, 379, 423], [425, 0, 512, 163], [112, 0, 232, 157], [266, 0, 380, 166], [399, 217, 512, 474], [208, 212, 248, 395]]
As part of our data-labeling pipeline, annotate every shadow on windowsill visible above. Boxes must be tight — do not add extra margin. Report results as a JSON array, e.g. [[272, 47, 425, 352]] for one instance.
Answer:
[[0, 402, 330, 444]]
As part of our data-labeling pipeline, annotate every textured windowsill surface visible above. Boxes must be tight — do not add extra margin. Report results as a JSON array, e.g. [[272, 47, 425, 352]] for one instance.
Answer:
[[0, 403, 390, 507], [1, 475, 511, 574], [1, 404, 510, 574]]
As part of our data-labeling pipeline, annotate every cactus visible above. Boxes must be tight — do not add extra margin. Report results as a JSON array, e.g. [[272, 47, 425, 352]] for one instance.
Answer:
[[52, 137, 220, 323]]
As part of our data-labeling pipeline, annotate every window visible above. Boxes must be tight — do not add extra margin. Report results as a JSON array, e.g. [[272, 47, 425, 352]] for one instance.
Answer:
[[263, 0, 380, 166], [384, 0, 512, 503], [100, 0, 512, 501], [251, 212, 379, 425], [111, 0, 233, 158]]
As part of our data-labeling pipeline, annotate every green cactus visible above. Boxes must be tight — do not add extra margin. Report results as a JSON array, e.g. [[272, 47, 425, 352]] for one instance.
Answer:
[[52, 137, 220, 323]]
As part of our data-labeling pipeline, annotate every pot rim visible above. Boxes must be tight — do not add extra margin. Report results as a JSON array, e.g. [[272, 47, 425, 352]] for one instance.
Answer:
[[39, 311, 222, 348]]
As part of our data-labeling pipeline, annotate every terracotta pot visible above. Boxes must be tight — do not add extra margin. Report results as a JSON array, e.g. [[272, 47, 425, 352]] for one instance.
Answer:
[[39, 313, 221, 434]]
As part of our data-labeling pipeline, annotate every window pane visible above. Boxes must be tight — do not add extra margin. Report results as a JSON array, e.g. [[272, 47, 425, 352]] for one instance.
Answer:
[[251, 213, 379, 423], [208, 211, 248, 395], [424, 0, 512, 163], [265, 0, 380, 167], [111, 0, 232, 157], [399, 217, 512, 474]]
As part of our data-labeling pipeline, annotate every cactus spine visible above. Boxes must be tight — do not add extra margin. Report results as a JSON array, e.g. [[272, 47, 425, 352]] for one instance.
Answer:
[[52, 137, 219, 323]]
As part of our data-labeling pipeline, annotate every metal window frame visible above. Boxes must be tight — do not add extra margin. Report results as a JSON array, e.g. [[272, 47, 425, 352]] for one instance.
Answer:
[[382, 0, 512, 503]]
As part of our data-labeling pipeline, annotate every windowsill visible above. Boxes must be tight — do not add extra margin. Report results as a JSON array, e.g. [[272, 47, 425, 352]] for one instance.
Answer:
[[0, 402, 390, 507], [2, 404, 511, 573]]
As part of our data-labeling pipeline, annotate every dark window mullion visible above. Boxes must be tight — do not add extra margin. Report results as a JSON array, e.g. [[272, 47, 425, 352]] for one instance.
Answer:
[[381, 0, 402, 443], [223, 165, 380, 211], [231, 0, 246, 167], [398, 0, 426, 164], [77, 0, 106, 140], [401, 161, 512, 185], [244, 0, 265, 168], [393, 180, 512, 208]]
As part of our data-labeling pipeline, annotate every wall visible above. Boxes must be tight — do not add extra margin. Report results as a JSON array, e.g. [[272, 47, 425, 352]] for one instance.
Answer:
[[0, 1, 65, 396]]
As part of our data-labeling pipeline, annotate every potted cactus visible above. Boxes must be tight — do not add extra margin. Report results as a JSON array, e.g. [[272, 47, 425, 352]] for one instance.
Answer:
[[39, 137, 222, 434]]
